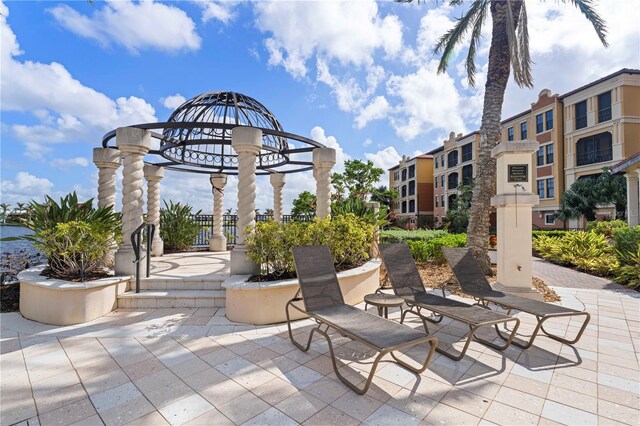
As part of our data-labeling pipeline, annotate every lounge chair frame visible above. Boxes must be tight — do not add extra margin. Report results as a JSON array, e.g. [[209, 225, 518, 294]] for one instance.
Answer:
[[443, 247, 591, 349], [380, 244, 520, 361], [287, 246, 438, 395]]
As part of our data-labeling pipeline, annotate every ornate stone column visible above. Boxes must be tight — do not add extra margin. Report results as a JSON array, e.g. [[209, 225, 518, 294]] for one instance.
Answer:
[[313, 148, 336, 220], [115, 127, 151, 276], [93, 147, 121, 208], [144, 165, 164, 257], [626, 171, 639, 226], [209, 173, 228, 252], [230, 127, 262, 275], [270, 172, 285, 223]]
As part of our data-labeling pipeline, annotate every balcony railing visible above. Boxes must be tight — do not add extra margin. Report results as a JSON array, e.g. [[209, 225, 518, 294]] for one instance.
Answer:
[[598, 108, 612, 123], [575, 116, 587, 130], [461, 153, 472, 163], [576, 148, 612, 166]]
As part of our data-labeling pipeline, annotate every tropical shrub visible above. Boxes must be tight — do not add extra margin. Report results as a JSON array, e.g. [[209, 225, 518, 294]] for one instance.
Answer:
[[1, 192, 121, 280], [586, 219, 627, 236], [612, 226, 640, 288], [246, 214, 375, 278], [160, 201, 202, 251], [381, 229, 447, 243], [406, 234, 467, 263], [331, 197, 390, 228], [532, 230, 570, 238], [612, 226, 640, 256]]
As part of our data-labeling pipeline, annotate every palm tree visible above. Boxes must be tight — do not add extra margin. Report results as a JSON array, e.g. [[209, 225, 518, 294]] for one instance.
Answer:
[[399, 0, 607, 273], [0, 203, 10, 223]]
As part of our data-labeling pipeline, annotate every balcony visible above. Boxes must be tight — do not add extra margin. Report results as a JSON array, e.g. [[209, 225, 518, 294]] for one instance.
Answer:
[[598, 108, 611, 123], [576, 148, 612, 166], [575, 116, 587, 130]]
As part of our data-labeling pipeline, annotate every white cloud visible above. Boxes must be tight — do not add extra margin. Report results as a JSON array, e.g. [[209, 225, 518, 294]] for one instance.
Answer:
[[363, 138, 373, 147], [0, 3, 157, 156], [364, 146, 402, 187], [355, 96, 392, 128], [310, 126, 350, 173], [48, 0, 201, 54], [161, 94, 187, 110], [0, 172, 54, 204], [196, 0, 238, 24], [51, 157, 90, 169], [255, 0, 403, 79]]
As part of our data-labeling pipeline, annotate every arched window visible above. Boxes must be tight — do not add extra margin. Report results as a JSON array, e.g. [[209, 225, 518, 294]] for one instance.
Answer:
[[447, 150, 458, 167], [447, 172, 459, 190], [576, 132, 612, 166]]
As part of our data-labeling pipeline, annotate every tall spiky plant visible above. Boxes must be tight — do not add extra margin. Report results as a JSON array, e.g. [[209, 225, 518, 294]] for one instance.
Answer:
[[398, 0, 607, 272]]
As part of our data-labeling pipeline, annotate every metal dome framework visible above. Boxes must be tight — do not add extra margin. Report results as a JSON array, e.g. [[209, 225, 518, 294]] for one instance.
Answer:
[[102, 91, 324, 175]]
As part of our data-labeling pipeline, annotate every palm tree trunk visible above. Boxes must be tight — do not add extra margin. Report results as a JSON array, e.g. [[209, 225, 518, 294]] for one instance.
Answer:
[[466, 0, 521, 274]]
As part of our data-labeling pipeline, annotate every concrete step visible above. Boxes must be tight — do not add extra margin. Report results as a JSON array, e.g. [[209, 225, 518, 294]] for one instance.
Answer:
[[118, 290, 226, 309], [137, 274, 226, 291]]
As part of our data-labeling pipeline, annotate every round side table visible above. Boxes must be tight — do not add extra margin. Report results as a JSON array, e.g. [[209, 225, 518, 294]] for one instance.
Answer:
[[364, 293, 404, 319]]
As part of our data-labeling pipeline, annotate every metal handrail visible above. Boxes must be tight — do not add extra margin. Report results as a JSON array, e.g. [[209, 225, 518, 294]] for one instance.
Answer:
[[131, 223, 155, 293]]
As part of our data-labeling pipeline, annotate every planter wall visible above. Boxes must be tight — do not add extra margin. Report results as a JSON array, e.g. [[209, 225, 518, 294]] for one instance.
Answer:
[[222, 259, 381, 325], [18, 266, 131, 326]]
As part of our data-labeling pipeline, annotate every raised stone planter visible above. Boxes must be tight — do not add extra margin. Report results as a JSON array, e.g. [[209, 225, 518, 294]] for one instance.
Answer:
[[18, 266, 131, 326], [223, 259, 381, 325]]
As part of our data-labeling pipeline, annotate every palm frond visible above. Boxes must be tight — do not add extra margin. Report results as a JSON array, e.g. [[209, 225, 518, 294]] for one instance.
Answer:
[[505, 0, 533, 88], [435, 0, 489, 75], [563, 0, 608, 46], [465, 2, 488, 87]]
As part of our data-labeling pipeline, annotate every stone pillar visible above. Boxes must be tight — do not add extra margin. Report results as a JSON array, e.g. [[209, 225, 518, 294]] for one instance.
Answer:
[[93, 148, 121, 208], [270, 172, 285, 223], [626, 171, 639, 226], [490, 141, 542, 300], [114, 127, 151, 276], [313, 148, 336, 220], [230, 127, 262, 275], [366, 201, 381, 258], [144, 165, 164, 257], [209, 173, 228, 252]]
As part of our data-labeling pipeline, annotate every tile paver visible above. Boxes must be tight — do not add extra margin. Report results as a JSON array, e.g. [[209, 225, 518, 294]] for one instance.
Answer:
[[2, 258, 640, 425]]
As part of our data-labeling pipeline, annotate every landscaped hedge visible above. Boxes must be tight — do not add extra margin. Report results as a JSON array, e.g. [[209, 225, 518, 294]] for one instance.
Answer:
[[586, 219, 627, 236], [612, 226, 640, 289], [380, 229, 447, 243], [532, 230, 570, 238], [406, 234, 467, 263]]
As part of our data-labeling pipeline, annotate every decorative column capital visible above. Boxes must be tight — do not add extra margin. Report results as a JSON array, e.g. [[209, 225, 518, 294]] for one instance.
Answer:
[[313, 147, 336, 168], [270, 172, 285, 187], [231, 127, 262, 155], [626, 171, 640, 181], [210, 173, 228, 190], [116, 127, 151, 155], [143, 164, 164, 182], [93, 147, 121, 169]]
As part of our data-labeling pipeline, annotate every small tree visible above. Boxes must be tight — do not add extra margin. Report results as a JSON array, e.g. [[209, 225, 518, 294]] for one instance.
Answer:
[[444, 184, 473, 234], [370, 186, 398, 209], [291, 191, 316, 217], [331, 160, 384, 201]]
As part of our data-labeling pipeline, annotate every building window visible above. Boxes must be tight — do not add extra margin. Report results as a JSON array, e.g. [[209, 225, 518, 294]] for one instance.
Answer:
[[537, 147, 544, 166], [461, 143, 473, 162], [575, 100, 587, 129], [441, 154, 445, 167], [521, 122, 527, 140], [441, 175, 445, 187], [409, 199, 415, 213], [401, 168, 407, 181], [545, 110, 553, 130], [537, 180, 545, 198], [536, 114, 544, 133], [447, 150, 458, 168], [435, 157, 438, 168], [576, 132, 613, 166], [545, 214, 555, 225], [401, 185, 407, 198], [546, 144, 554, 164], [441, 195, 445, 208], [448, 194, 457, 209], [435, 196, 439, 207], [408, 180, 416, 196], [546, 178, 555, 198], [447, 172, 459, 190], [462, 164, 473, 186], [507, 127, 514, 141], [598, 91, 612, 123], [408, 164, 416, 178], [434, 177, 438, 189], [401, 201, 407, 214]]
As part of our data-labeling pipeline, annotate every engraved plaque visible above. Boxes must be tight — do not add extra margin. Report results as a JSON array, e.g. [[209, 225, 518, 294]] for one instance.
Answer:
[[508, 164, 528, 182]]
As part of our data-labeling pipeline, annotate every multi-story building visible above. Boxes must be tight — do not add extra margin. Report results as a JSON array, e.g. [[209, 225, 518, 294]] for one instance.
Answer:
[[396, 68, 640, 230], [388, 154, 435, 228]]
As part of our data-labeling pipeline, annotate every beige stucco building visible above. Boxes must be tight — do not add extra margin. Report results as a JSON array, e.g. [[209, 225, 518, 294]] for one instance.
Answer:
[[388, 154, 435, 228]]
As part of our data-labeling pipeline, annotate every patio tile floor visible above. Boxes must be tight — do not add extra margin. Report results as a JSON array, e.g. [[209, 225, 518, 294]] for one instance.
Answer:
[[2, 259, 640, 425]]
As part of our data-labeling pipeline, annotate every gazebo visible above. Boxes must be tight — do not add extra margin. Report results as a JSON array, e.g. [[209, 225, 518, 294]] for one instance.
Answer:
[[95, 91, 336, 276]]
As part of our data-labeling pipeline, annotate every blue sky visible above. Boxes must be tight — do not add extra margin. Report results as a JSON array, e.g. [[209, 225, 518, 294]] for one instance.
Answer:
[[1, 0, 638, 213]]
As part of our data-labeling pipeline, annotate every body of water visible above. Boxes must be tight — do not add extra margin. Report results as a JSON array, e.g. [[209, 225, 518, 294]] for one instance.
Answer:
[[0, 225, 37, 254], [0, 226, 43, 282]]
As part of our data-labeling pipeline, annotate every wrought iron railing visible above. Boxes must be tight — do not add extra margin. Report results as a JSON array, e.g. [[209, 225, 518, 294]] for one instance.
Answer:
[[598, 108, 611, 123], [576, 148, 612, 166], [575, 116, 587, 130]]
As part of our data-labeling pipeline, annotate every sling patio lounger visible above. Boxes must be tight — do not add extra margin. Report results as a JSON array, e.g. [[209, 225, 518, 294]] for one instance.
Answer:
[[380, 243, 521, 361], [442, 247, 591, 349], [286, 245, 438, 395]]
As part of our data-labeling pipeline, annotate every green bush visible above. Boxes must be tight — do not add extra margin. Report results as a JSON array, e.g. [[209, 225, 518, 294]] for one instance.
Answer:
[[612, 226, 640, 288], [407, 234, 467, 263], [246, 214, 374, 278], [381, 229, 447, 243], [35, 221, 114, 279], [612, 226, 640, 256], [532, 230, 570, 238], [160, 201, 202, 251], [586, 219, 627, 236]]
